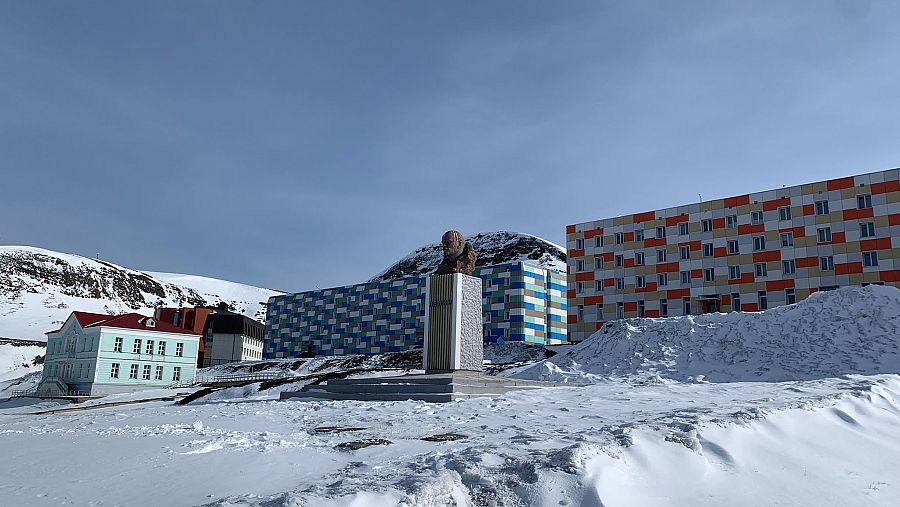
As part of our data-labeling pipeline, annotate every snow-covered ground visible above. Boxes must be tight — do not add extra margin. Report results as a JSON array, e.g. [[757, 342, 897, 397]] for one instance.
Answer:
[[0, 342, 44, 384], [2, 286, 900, 506]]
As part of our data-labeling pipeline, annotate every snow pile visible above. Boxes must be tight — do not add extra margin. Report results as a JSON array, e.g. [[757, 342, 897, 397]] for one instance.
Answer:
[[483, 342, 550, 364], [513, 285, 900, 383], [0, 342, 44, 384], [370, 231, 566, 281], [0, 246, 283, 341]]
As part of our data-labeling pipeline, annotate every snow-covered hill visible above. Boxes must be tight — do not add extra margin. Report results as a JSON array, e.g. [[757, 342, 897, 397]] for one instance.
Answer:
[[370, 231, 566, 282], [512, 285, 900, 383], [0, 246, 283, 342]]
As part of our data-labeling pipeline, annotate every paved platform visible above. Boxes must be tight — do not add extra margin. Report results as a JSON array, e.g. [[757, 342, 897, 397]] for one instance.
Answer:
[[279, 372, 571, 403]]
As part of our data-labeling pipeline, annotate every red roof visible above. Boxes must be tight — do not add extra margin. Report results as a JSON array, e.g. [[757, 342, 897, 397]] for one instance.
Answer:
[[49, 311, 200, 336]]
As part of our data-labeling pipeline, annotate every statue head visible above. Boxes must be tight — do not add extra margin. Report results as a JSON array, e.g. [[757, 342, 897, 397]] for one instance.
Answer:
[[441, 230, 465, 258]]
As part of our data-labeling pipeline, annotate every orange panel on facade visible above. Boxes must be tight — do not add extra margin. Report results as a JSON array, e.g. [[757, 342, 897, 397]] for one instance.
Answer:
[[666, 214, 689, 226], [752, 250, 781, 263], [656, 262, 680, 273], [623, 302, 637, 312], [796, 256, 818, 268], [860, 238, 892, 251], [763, 196, 791, 211], [584, 227, 604, 239], [842, 208, 875, 221], [720, 294, 731, 306], [584, 295, 603, 305], [569, 248, 584, 258], [567, 314, 578, 324], [714, 247, 727, 258], [712, 218, 725, 229], [624, 258, 636, 268], [728, 272, 755, 285], [741, 303, 759, 312], [566, 225, 576, 234], [831, 231, 846, 244], [667, 288, 690, 299], [645, 310, 661, 318], [889, 213, 900, 226], [724, 194, 750, 208], [690, 269, 703, 279], [575, 272, 594, 282], [737, 223, 765, 235], [881, 270, 900, 283], [623, 231, 635, 242], [636, 282, 658, 293], [644, 237, 667, 248], [766, 279, 795, 291], [633, 211, 656, 223], [826, 176, 856, 191], [679, 240, 702, 251], [603, 278, 615, 287], [802, 204, 815, 216], [872, 179, 900, 194], [835, 262, 863, 275], [599, 252, 614, 262]]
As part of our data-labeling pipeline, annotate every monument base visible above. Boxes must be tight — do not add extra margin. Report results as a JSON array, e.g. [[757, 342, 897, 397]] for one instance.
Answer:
[[423, 273, 483, 373]]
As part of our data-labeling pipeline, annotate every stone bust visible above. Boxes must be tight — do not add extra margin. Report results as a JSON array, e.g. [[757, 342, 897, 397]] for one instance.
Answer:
[[435, 230, 477, 276]]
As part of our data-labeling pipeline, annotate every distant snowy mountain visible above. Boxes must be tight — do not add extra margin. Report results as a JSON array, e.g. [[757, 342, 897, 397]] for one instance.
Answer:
[[0, 246, 283, 342], [370, 231, 566, 282]]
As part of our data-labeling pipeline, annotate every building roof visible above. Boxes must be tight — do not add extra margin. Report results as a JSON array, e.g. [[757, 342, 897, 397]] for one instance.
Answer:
[[49, 311, 201, 336]]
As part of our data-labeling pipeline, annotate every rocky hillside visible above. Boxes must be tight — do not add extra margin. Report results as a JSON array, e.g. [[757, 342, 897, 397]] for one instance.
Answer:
[[370, 231, 566, 282], [0, 246, 283, 341]]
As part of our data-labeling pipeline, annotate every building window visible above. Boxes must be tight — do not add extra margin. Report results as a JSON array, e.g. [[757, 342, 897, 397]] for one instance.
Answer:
[[635, 229, 644, 242], [702, 219, 713, 232], [726, 215, 737, 229], [133, 339, 142, 354], [77, 363, 83, 378], [754, 236, 766, 251], [679, 222, 689, 235], [704, 268, 715, 282], [680, 271, 690, 284], [782, 259, 796, 274], [751, 211, 764, 225], [660, 299, 668, 317], [596, 304, 603, 320], [815, 200, 829, 215], [155, 366, 164, 381], [114, 337, 123, 353], [576, 238, 584, 250], [656, 226, 666, 239], [729, 265, 741, 280], [576, 259, 584, 271], [157, 341, 166, 355], [110, 363, 120, 379], [658, 273, 668, 287], [732, 293, 741, 311], [755, 263, 768, 277], [817, 227, 832, 243], [680, 246, 690, 260], [780, 232, 794, 247], [820, 256, 834, 271], [786, 288, 796, 305], [176, 343, 184, 357], [577, 305, 584, 321], [615, 255, 623, 267], [778, 206, 792, 221], [616, 302, 624, 319], [146, 340, 154, 355], [860, 222, 875, 238], [595, 236, 604, 248], [615, 232, 624, 244], [857, 194, 872, 209], [635, 252, 645, 266], [595, 280, 603, 291], [129, 364, 139, 379], [727, 240, 739, 254], [142, 365, 151, 380], [863, 251, 879, 267], [638, 300, 645, 318], [702, 243, 713, 257], [576, 282, 584, 294], [758, 291, 768, 310], [173, 367, 182, 382], [657, 249, 667, 262], [616, 278, 625, 290], [682, 297, 691, 315], [636, 275, 646, 288], [595, 258, 603, 270]]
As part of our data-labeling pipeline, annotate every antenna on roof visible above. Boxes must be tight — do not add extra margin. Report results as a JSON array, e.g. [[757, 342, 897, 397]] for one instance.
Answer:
[[698, 193, 703, 203]]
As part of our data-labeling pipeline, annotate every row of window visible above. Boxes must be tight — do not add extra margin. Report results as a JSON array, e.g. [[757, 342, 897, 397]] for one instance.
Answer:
[[112, 337, 184, 357], [576, 289, 795, 321], [575, 222, 881, 271], [576, 196, 877, 250], [110, 363, 182, 381], [46, 362, 93, 380], [576, 253, 881, 293]]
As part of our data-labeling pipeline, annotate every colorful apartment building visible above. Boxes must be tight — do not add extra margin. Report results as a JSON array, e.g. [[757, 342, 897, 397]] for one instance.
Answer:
[[566, 168, 900, 342], [264, 261, 567, 358], [39, 312, 201, 396]]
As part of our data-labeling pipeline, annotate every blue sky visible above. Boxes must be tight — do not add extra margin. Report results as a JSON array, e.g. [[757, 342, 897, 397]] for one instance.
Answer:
[[1, 1, 898, 291]]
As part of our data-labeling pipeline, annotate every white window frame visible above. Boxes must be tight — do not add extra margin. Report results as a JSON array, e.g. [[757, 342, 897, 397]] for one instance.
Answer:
[[615, 255, 623, 267], [173, 367, 182, 382], [751, 211, 764, 225], [111, 363, 120, 379], [778, 206, 792, 221], [732, 293, 741, 311], [758, 291, 768, 310], [616, 278, 625, 290], [820, 256, 834, 271], [155, 366, 164, 381], [635, 229, 644, 242], [679, 222, 689, 235], [860, 222, 875, 238], [656, 226, 666, 239], [702, 219, 713, 232], [680, 271, 690, 284], [702, 243, 713, 257], [753, 236, 766, 251], [680, 246, 690, 260], [729, 265, 741, 280], [857, 194, 872, 209], [615, 232, 624, 245], [114, 337, 123, 353], [817, 227, 832, 243], [176, 343, 184, 357], [146, 340, 154, 355], [863, 251, 879, 267], [657, 249, 667, 262], [635, 252, 645, 266], [636, 275, 646, 289], [133, 339, 142, 354], [780, 232, 794, 247], [782, 259, 796, 274], [815, 200, 829, 215], [727, 240, 739, 254], [786, 288, 796, 305], [129, 364, 139, 379], [755, 263, 768, 277], [704, 268, 715, 282], [726, 215, 737, 229], [657, 273, 668, 287]]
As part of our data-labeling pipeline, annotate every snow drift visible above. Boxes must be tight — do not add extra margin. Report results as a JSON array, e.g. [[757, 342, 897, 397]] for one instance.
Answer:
[[513, 285, 900, 383]]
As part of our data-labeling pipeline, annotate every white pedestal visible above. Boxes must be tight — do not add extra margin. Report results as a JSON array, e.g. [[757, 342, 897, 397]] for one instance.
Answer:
[[423, 273, 483, 372]]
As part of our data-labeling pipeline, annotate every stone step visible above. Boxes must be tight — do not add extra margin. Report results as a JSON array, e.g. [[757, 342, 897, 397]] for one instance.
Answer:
[[280, 388, 503, 403], [320, 381, 520, 395]]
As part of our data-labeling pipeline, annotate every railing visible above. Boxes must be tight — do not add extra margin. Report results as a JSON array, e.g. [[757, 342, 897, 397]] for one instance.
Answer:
[[9, 389, 93, 398], [193, 372, 291, 385]]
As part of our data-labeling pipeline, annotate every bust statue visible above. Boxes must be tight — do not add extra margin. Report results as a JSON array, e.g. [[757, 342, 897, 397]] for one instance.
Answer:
[[435, 230, 477, 276]]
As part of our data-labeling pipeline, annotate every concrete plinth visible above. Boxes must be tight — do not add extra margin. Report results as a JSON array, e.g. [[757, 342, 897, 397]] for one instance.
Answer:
[[423, 273, 483, 373]]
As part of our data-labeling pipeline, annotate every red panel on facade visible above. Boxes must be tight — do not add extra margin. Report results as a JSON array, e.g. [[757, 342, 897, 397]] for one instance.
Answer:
[[575, 272, 594, 282], [835, 262, 863, 275], [566, 225, 576, 234], [624, 258, 636, 268], [826, 176, 856, 191], [584, 295, 603, 305], [633, 211, 656, 223], [842, 208, 875, 221], [724, 194, 750, 208], [567, 314, 578, 324], [645, 310, 661, 318], [889, 213, 900, 226], [738, 223, 765, 235], [880, 270, 900, 283], [644, 237, 667, 248], [679, 240, 702, 251], [596, 322, 606, 330], [656, 262, 680, 273], [599, 252, 614, 262], [636, 282, 658, 293], [566, 289, 575, 299], [796, 256, 818, 268], [569, 248, 585, 258], [728, 272, 755, 285], [713, 247, 727, 258], [624, 301, 637, 312], [603, 278, 615, 287], [741, 303, 759, 312], [623, 231, 635, 242], [872, 179, 900, 194], [666, 214, 689, 226], [860, 238, 892, 251], [802, 204, 815, 216], [667, 288, 690, 299], [712, 218, 725, 229], [753, 250, 781, 263], [584, 227, 604, 239], [766, 279, 795, 291], [720, 294, 731, 306], [762, 196, 792, 211], [832, 231, 846, 244], [690, 269, 703, 279]]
